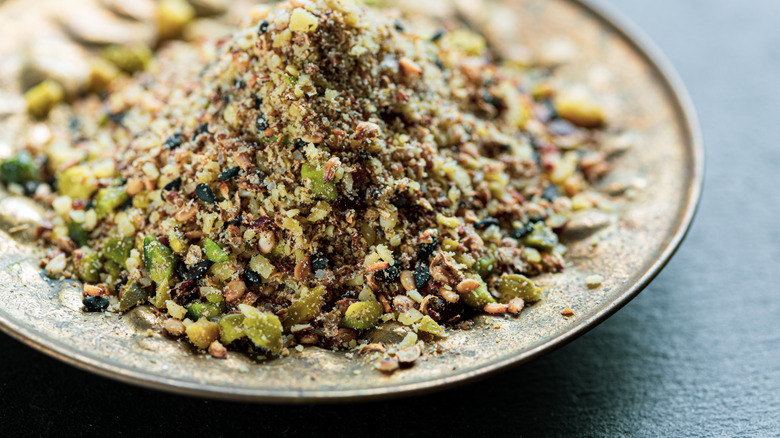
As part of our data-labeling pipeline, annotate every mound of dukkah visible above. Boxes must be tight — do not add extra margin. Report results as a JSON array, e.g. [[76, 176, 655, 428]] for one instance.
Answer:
[[4, 0, 613, 362]]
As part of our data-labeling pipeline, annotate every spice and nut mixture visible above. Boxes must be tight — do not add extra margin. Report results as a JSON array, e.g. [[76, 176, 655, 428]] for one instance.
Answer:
[[3, 0, 614, 361]]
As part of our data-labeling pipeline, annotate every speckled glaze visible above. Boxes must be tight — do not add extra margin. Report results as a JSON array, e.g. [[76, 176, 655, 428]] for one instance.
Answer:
[[0, 0, 703, 402]]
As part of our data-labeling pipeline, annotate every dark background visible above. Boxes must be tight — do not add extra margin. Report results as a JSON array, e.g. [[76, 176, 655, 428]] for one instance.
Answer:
[[2, 0, 779, 436]]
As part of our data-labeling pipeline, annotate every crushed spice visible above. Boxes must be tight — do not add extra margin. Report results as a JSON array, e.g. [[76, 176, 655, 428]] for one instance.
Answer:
[[3, 0, 616, 361]]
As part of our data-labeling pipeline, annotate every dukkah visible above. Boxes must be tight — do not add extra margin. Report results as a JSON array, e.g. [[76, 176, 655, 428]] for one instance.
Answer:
[[3, 0, 613, 365]]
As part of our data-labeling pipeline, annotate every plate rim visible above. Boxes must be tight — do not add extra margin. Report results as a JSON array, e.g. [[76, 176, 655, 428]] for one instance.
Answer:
[[0, 0, 704, 403]]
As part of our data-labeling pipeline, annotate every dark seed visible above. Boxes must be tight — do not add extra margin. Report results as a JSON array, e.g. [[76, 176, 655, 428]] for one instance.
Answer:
[[311, 255, 328, 270], [187, 260, 214, 281], [107, 111, 126, 126], [417, 236, 438, 260], [475, 217, 500, 230], [226, 213, 243, 227], [434, 58, 445, 71], [414, 263, 431, 289], [233, 78, 246, 90], [431, 29, 446, 42], [394, 20, 405, 32], [195, 183, 217, 204], [391, 194, 410, 209], [509, 223, 534, 240], [163, 177, 182, 192], [252, 95, 263, 110], [294, 138, 307, 149], [376, 265, 401, 283], [83, 295, 109, 312], [194, 123, 209, 138], [164, 132, 184, 150], [219, 166, 241, 181], [243, 268, 262, 285], [482, 92, 501, 108], [256, 114, 269, 132], [22, 180, 39, 196], [258, 20, 269, 34], [542, 184, 559, 201]]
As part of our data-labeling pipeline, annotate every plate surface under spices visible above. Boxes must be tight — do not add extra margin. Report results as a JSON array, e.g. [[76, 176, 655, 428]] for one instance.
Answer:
[[0, 0, 702, 402]]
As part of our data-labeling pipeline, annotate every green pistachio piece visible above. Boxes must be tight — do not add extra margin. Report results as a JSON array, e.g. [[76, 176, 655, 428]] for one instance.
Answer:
[[460, 275, 497, 309], [498, 274, 544, 303], [94, 187, 129, 217], [301, 163, 337, 201], [75, 248, 101, 283], [0, 151, 38, 184], [283, 285, 327, 329], [203, 238, 229, 263], [340, 301, 383, 330], [219, 314, 246, 345]]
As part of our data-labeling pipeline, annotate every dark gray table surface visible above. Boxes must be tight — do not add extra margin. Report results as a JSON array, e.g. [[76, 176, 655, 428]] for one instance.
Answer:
[[2, 0, 779, 436]]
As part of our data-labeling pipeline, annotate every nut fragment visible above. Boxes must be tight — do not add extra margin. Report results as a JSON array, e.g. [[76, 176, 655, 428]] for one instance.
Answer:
[[399, 57, 423, 76], [174, 204, 198, 222], [456, 278, 480, 294], [322, 156, 341, 183], [225, 279, 247, 302], [392, 295, 416, 313], [484, 303, 509, 314], [366, 261, 390, 272], [83, 284, 105, 297], [164, 318, 186, 336], [208, 340, 227, 359], [126, 177, 144, 195], [354, 121, 380, 141], [507, 297, 525, 314]]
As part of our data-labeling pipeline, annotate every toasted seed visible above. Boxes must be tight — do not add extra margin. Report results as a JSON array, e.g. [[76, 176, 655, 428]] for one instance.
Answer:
[[195, 183, 217, 203], [456, 279, 480, 294], [294, 256, 311, 281], [440, 287, 459, 303], [399, 57, 423, 76], [257, 230, 276, 254], [400, 270, 416, 291]]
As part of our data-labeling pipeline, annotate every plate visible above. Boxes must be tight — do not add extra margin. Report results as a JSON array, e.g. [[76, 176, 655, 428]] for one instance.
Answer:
[[0, 0, 703, 402]]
